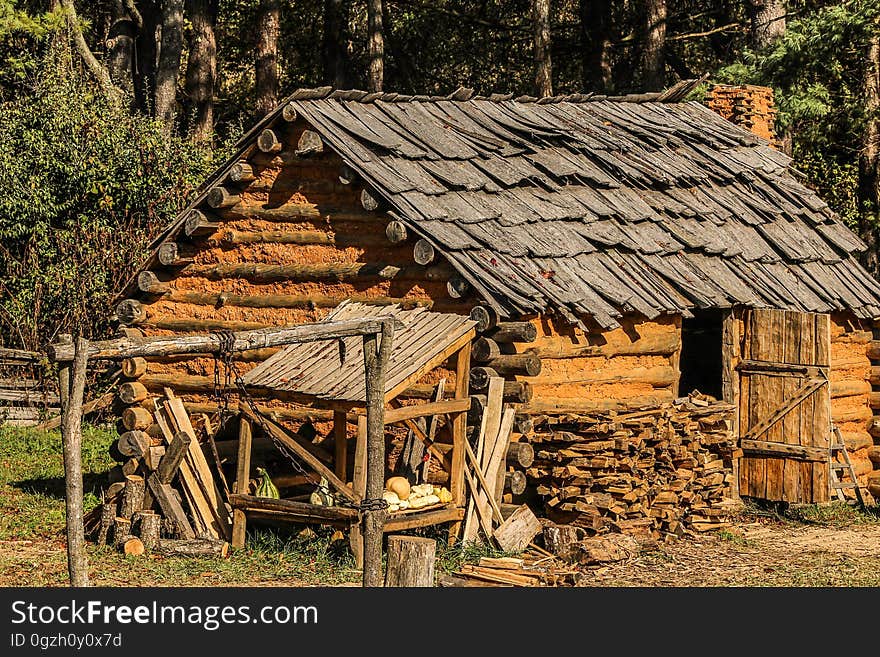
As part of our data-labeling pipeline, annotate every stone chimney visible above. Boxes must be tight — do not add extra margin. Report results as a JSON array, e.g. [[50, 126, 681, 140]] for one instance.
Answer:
[[706, 84, 780, 148]]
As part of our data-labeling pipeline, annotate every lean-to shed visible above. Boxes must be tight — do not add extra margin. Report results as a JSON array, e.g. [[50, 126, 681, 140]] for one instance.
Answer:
[[113, 80, 880, 508]]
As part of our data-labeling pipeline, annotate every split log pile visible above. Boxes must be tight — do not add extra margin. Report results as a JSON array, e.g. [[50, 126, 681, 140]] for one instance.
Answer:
[[525, 396, 740, 540], [86, 389, 231, 558], [439, 553, 579, 587]]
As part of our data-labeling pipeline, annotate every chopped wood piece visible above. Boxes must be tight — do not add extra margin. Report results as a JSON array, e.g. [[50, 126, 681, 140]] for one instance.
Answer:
[[154, 538, 230, 558], [385, 220, 408, 243], [384, 536, 436, 587], [494, 504, 541, 553], [120, 535, 145, 556], [118, 382, 148, 405], [257, 128, 282, 153], [296, 130, 323, 155], [119, 475, 146, 519]]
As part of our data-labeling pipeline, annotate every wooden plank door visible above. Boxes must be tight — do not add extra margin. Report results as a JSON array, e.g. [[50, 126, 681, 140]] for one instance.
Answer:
[[738, 308, 831, 503]]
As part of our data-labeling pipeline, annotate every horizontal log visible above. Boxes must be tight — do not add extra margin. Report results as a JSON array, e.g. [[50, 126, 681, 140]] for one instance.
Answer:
[[50, 317, 393, 361], [257, 128, 282, 153], [121, 357, 148, 379], [184, 400, 335, 423], [384, 399, 470, 425], [360, 187, 381, 212], [118, 381, 148, 404], [832, 405, 873, 424], [180, 261, 455, 283], [155, 538, 230, 558], [122, 406, 153, 431], [205, 187, 240, 209], [513, 415, 534, 435], [338, 163, 357, 185], [295, 129, 324, 156], [506, 442, 535, 468], [228, 161, 255, 184], [0, 389, 58, 404], [158, 242, 193, 267], [185, 210, 221, 237], [869, 446, 880, 466], [488, 322, 537, 343], [867, 341, 880, 361], [870, 392, 880, 409], [483, 355, 542, 377], [463, 379, 535, 404], [832, 354, 870, 370], [118, 430, 150, 458], [282, 102, 297, 122], [0, 347, 42, 362], [532, 364, 677, 388], [229, 493, 358, 521], [140, 318, 273, 332], [469, 367, 497, 391], [831, 379, 871, 399], [139, 289, 447, 313], [840, 431, 873, 453], [504, 470, 527, 495], [519, 391, 676, 415], [526, 331, 680, 360], [870, 416, 880, 439], [137, 271, 167, 296], [869, 366, 880, 386], [470, 305, 499, 332], [472, 337, 500, 363], [446, 275, 471, 299], [115, 299, 145, 325], [740, 439, 828, 462], [219, 201, 384, 224], [831, 330, 872, 345], [413, 239, 435, 265], [216, 228, 388, 247]]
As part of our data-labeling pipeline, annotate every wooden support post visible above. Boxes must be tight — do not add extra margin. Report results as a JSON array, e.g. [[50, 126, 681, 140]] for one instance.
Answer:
[[448, 341, 471, 544], [333, 410, 347, 481], [384, 536, 436, 587], [231, 417, 253, 549], [361, 320, 394, 588], [60, 335, 90, 587], [350, 415, 367, 569]]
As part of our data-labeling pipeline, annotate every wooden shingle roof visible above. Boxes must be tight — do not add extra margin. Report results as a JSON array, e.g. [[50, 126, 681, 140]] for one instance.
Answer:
[[242, 301, 476, 403], [120, 82, 880, 328]]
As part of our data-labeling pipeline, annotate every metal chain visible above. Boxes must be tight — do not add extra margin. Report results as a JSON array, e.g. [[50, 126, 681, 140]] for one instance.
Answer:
[[210, 333, 387, 513]]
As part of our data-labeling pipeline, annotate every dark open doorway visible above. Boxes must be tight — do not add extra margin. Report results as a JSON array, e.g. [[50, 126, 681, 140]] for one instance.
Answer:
[[678, 310, 723, 400]]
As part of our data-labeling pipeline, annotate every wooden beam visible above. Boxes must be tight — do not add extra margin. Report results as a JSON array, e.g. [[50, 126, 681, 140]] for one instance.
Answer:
[[384, 328, 476, 403], [383, 398, 470, 425], [333, 410, 347, 481], [740, 439, 828, 462], [49, 317, 389, 361], [231, 417, 253, 549], [740, 377, 827, 442], [383, 506, 464, 532], [229, 494, 358, 521], [239, 404, 358, 503]]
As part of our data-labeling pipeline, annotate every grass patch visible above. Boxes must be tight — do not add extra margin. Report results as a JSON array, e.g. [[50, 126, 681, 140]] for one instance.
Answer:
[[784, 501, 880, 528]]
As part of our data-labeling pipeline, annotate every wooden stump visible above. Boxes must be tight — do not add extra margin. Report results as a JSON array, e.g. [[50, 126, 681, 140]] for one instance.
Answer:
[[120, 474, 145, 519], [113, 518, 131, 548], [384, 536, 436, 587], [119, 535, 145, 556], [133, 510, 161, 550], [97, 502, 117, 545]]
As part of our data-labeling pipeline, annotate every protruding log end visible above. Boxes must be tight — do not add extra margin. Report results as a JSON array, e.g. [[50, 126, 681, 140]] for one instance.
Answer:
[[185, 210, 220, 237], [485, 354, 542, 377], [361, 187, 381, 212], [506, 442, 535, 468], [339, 163, 358, 185], [228, 161, 256, 184], [281, 103, 298, 122], [413, 239, 436, 265], [504, 470, 527, 495], [489, 321, 538, 343], [206, 187, 241, 209], [116, 299, 145, 325], [447, 275, 471, 299], [158, 242, 192, 267], [472, 337, 501, 363], [512, 414, 534, 435], [258, 128, 283, 153], [121, 357, 148, 379], [137, 271, 167, 295], [119, 381, 149, 405], [385, 220, 408, 243], [122, 405, 153, 431], [296, 129, 324, 156], [118, 431, 150, 458], [469, 305, 499, 332], [469, 367, 498, 391]]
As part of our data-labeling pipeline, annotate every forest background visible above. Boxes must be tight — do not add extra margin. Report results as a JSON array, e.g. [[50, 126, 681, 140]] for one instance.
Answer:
[[0, 0, 877, 352]]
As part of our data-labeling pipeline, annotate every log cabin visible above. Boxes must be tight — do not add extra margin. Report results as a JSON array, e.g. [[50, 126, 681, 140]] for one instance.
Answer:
[[112, 80, 880, 526]]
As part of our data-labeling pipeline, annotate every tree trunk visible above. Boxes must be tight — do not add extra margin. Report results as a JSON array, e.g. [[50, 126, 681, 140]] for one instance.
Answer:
[[59, 0, 120, 99], [641, 0, 667, 91], [323, 0, 350, 88], [107, 0, 139, 92], [579, 0, 612, 93], [532, 0, 552, 97], [367, 0, 384, 92], [155, 0, 184, 133], [185, 0, 217, 143], [748, 0, 786, 50], [134, 0, 160, 113], [859, 27, 880, 275], [255, 0, 281, 118]]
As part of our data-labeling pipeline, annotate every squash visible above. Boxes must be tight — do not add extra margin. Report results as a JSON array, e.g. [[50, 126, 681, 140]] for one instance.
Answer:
[[437, 487, 453, 504], [382, 491, 400, 505], [385, 476, 411, 500], [409, 483, 434, 499], [255, 467, 280, 499], [409, 494, 441, 509]]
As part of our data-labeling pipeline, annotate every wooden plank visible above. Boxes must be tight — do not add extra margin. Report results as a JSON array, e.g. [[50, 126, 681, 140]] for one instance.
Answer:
[[740, 378, 826, 442], [799, 313, 816, 503], [165, 395, 232, 540], [451, 341, 471, 509], [493, 504, 542, 553], [231, 417, 253, 549], [483, 408, 515, 511], [738, 310, 752, 497], [383, 398, 470, 424], [782, 311, 802, 503], [383, 328, 476, 403], [722, 310, 741, 501], [461, 407, 488, 545], [147, 473, 196, 539], [748, 309, 767, 499], [229, 494, 358, 520], [152, 399, 214, 538], [333, 411, 347, 481], [740, 439, 828, 461], [239, 404, 358, 504], [764, 310, 785, 501], [812, 313, 831, 502], [382, 506, 464, 532]]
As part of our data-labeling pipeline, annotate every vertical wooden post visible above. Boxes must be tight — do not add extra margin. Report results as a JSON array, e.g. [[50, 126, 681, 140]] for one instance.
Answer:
[[448, 341, 471, 545], [722, 310, 742, 503], [361, 321, 394, 588], [333, 410, 348, 481], [231, 416, 252, 549], [349, 415, 367, 569], [60, 336, 90, 587]]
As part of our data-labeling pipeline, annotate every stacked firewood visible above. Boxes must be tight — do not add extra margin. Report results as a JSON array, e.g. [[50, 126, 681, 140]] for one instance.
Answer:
[[525, 397, 740, 540], [86, 389, 232, 557], [440, 554, 579, 587]]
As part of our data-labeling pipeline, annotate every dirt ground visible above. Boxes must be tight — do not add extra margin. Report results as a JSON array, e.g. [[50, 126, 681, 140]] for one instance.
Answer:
[[3, 514, 880, 587]]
